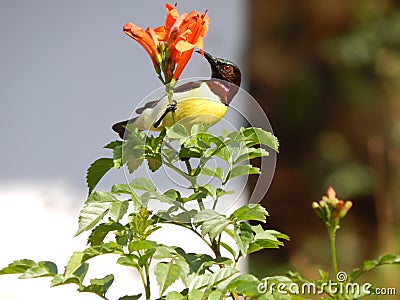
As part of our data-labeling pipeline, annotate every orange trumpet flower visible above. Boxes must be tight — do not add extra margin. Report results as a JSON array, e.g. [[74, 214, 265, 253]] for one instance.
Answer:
[[123, 3, 209, 85]]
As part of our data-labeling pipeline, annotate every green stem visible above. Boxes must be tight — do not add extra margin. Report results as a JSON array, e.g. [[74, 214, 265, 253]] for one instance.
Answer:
[[184, 160, 192, 176], [144, 263, 151, 300], [328, 225, 338, 277], [166, 81, 176, 124]]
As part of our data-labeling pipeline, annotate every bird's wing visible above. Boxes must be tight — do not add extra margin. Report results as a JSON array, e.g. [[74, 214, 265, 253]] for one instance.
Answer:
[[133, 80, 204, 115]]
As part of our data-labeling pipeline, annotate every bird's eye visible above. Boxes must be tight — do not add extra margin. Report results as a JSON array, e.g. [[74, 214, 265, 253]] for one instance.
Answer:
[[223, 65, 232, 72]]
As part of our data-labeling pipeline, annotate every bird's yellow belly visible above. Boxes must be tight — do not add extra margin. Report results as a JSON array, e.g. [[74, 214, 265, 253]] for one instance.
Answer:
[[153, 98, 228, 131]]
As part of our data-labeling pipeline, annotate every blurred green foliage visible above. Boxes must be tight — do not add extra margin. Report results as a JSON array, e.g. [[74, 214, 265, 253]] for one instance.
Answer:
[[249, 0, 400, 295]]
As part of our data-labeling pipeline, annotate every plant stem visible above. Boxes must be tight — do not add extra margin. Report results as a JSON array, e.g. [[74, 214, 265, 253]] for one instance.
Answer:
[[144, 264, 151, 300], [328, 225, 338, 276], [166, 81, 176, 124]]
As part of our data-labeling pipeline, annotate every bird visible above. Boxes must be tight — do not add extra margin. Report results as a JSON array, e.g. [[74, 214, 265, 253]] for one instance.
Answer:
[[112, 51, 241, 139]]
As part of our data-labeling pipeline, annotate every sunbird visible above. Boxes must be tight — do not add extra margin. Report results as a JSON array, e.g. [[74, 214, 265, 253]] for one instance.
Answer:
[[112, 52, 241, 138]]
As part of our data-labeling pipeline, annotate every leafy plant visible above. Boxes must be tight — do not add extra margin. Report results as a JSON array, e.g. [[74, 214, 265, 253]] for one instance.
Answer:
[[1, 123, 292, 300]]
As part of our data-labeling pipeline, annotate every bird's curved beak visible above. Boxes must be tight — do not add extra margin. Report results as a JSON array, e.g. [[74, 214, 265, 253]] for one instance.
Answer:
[[196, 50, 218, 67]]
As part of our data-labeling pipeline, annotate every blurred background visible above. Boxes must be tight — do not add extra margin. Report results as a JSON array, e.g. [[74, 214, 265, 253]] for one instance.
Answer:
[[249, 0, 400, 296], [1, 0, 399, 299]]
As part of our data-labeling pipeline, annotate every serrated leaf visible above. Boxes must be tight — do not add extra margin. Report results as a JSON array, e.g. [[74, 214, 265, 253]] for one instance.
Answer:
[[110, 200, 129, 222], [188, 289, 204, 300], [188, 274, 211, 291], [64, 252, 85, 279], [87, 222, 124, 246], [79, 274, 114, 297], [198, 184, 216, 198], [155, 261, 181, 296], [50, 274, 64, 287], [128, 240, 157, 252], [117, 255, 139, 268], [234, 222, 254, 256], [240, 127, 279, 152], [104, 140, 123, 150], [166, 124, 189, 141], [231, 204, 268, 222], [147, 156, 162, 172], [86, 158, 114, 194], [19, 261, 57, 279], [193, 210, 220, 223], [226, 274, 261, 297], [215, 146, 231, 163], [76, 192, 118, 236], [234, 147, 269, 164], [153, 245, 175, 259], [130, 177, 157, 192], [166, 291, 185, 300], [0, 259, 36, 275], [208, 267, 238, 288], [229, 165, 260, 179], [199, 166, 224, 180], [200, 215, 231, 240]]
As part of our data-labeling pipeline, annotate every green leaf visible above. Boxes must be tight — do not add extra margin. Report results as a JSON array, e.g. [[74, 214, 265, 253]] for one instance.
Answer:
[[188, 289, 204, 300], [126, 158, 143, 173], [117, 255, 139, 268], [198, 184, 216, 198], [350, 253, 400, 281], [19, 261, 58, 279], [220, 242, 237, 259], [378, 253, 400, 264], [86, 158, 114, 194], [75, 192, 118, 236], [119, 295, 142, 300], [214, 146, 231, 163], [199, 166, 224, 181], [130, 177, 157, 192], [208, 267, 238, 288], [64, 252, 85, 279], [200, 215, 231, 240], [166, 124, 189, 141], [234, 147, 270, 164], [231, 204, 268, 222], [229, 165, 260, 179], [147, 156, 162, 172], [104, 140, 123, 150], [226, 274, 261, 297], [247, 229, 289, 253], [138, 248, 156, 267], [111, 183, 133, 195], [79, 274, 114, 297], [128, 240, 157, 252], [166, 291, 185, 300], [0, 259, 36, 275], [110, 200, 129, 222], [193, 210, 220, 223], [155, 261, 181, 296], [234, 222, 254, 256], [188, 274, 211, 291], [179, 146, 203, 160], [240, 127, 279, 152], [87, 222, 124, 246]]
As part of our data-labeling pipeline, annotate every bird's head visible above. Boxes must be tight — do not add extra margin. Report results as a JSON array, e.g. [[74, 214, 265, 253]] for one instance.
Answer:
[[201, 51, 242, 87]]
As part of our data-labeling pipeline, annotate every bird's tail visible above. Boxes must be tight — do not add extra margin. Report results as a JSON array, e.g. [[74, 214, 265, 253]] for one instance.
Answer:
[[112, 120, 129, 139]]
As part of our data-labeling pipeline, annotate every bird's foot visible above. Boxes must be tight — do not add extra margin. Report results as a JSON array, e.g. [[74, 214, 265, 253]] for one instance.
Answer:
[[153, 100, 177, 128]]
